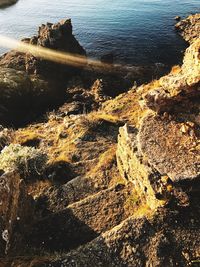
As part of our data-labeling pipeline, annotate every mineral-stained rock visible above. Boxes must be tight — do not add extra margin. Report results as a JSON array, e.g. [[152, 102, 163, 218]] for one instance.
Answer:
[[0, 171, 33, 256]]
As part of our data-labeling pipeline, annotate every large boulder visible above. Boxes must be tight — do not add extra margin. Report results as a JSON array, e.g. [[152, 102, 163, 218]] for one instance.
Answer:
[[117, 38, 200, 209], [0, 19, 87, 80]]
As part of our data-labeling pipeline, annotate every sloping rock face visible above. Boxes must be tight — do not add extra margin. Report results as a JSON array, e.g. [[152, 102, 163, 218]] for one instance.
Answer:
[[117, 37, 200, 208]]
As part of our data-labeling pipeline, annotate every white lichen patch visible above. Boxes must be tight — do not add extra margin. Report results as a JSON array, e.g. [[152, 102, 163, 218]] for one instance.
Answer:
[[0, 144, 48, 179]]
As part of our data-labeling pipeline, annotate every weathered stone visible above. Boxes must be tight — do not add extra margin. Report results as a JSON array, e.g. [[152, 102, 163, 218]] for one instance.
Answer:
[[142, 39, 200, 113], [0, 171, 33, 256], [175, 14, 200, 43], [116, 124, 163, 209], [0, 19, 87, 81], [27, 204, 200, 267], [25, 184, 135, 253], [138, 113, 200, 183]]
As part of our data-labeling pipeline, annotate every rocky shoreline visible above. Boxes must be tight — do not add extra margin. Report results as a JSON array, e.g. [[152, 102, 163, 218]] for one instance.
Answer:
[[0, 14, 199, 267]]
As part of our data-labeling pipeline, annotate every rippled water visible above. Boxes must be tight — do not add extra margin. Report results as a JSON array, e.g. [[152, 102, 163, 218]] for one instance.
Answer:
[[0, 0, 199, 65]]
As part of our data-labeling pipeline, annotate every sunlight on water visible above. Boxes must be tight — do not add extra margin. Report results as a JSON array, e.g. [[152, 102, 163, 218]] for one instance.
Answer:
[[0, 0, 199, 65]]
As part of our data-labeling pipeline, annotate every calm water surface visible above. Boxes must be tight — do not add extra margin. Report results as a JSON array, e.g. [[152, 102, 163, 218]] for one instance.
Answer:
[[0, 0, 199, 65]]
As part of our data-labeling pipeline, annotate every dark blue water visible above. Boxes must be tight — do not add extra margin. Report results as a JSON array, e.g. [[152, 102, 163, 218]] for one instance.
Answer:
[[0, 0, 199, 65]]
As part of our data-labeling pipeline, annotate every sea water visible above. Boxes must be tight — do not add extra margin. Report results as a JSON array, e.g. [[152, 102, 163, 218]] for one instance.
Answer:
[[0, 0, 199, 65]]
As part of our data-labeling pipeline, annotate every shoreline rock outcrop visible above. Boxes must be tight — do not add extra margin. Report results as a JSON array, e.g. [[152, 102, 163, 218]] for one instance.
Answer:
[[175, 13, 200, 44], [117, 36, 200, 208], [0, 13, 199, 267]]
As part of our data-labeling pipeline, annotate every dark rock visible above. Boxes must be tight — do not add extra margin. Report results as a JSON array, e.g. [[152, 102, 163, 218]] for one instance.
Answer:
[[0, 171, 33, 256], [174, 16, 181, 21], [0, 0, 18, 8]]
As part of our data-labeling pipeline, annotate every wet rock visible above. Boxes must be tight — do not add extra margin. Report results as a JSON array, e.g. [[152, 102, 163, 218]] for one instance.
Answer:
[[174, 16, 181, 21]]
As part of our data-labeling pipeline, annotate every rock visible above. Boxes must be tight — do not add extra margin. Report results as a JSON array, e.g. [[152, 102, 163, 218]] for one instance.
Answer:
[[138, 114, 200, 183], [174, 16, 181, 21], [28, 204, 200, 267], [117, 38, 200, 208], [25, 184, 135, 253], [175, 14, 200, 43], [0, 144, 48, 180], [0, 0, 18, 8], [142, 39, 200, 113], [117, 124, 163, 209], [0, 19, 87, 80], [0, 171, 33, 256], [25, 19, 87, 79], [0, 19, 87, 126]]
